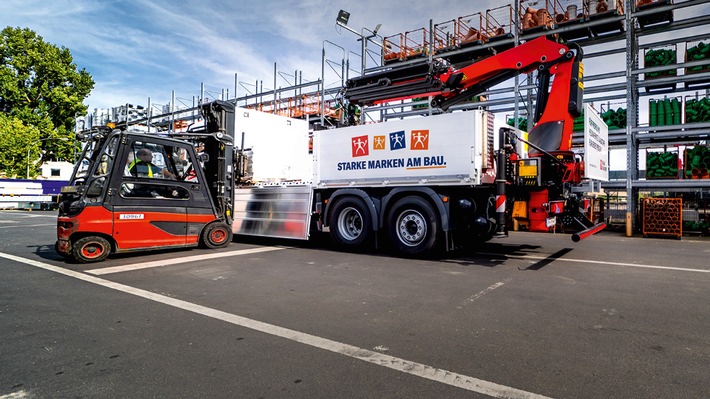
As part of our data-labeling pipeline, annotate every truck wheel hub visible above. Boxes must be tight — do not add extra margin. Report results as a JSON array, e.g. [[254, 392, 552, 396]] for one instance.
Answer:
[[397, 211, 426, 246]]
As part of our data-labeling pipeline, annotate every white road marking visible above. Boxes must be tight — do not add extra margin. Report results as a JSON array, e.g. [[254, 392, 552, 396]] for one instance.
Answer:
[[464, 279, 510, 305], [85, 246, 285, 275], [0, 390, 29, 399], [0, 252, 552, 399], [0, 223, 55, 229], [477, 252, 710, 274], [0, 212, 56, 218]]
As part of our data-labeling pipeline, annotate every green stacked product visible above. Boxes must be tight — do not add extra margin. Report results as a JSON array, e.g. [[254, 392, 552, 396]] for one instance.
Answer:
[[506, 117, 528, 132], [600, 107, 626, 129], [645, 48, 677, 78], [573, 111, 584, 132], [684, 220, 710, 233], [648, 99, 658, 126], [684, 96, 710, 123], [411, 97, 428, 110], [686, 41, 710, 73], [672, 98, 681, 124], [684, 145, 710, 179], [646, 151, 678, 179], [649, 98, 682, 126]]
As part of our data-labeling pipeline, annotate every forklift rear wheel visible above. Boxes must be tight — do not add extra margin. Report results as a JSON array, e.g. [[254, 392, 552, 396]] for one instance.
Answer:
[[201, 222, 233, 249], [72, 236, 111, 263]]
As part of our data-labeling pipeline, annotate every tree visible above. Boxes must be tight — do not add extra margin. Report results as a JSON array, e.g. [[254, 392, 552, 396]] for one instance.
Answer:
[[0, 26, 94, 169], [0, 114, 40, 178]]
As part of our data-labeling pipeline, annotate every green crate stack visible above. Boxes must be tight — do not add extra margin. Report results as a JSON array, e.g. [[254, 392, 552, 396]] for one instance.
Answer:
[[600, 106, 626, 129], [684, 95, 710, 123], [683, 145, 710, 179], [684, 220, 710, 233], [506, 116, 528, 132], [411, 97, 428, 110], [646, 150, 679, 179], [572, 110, 584, 132], [685, 40, 710, 74], [644, 45, 677, 79], [649, 97, 682, 127]]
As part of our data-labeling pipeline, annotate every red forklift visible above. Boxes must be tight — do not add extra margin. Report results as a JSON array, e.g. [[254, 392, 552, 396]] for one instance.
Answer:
[[56, 101, 236, 263]]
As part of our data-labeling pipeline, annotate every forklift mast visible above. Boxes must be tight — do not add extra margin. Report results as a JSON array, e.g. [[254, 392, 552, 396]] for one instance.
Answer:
[[182, 100, 236, 224]]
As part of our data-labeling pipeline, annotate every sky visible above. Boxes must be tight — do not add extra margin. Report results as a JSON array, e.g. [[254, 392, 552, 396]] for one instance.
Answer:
[[2, 0, 709, 171], [0, 0, 507, 111]]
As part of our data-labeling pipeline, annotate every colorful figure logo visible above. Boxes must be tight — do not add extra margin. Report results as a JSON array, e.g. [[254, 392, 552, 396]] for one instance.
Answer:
[[411, 130, 429, 150], [389, 131, 406, 151], [351, 135, 369, 157], [373, 135, 386, 150]]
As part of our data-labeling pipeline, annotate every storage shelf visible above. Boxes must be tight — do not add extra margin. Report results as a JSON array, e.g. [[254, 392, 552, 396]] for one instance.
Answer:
[[603, 179, 710, 190]]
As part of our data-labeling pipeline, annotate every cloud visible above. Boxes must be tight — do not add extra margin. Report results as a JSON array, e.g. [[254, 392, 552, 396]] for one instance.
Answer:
[[4, 0, 709, 116]]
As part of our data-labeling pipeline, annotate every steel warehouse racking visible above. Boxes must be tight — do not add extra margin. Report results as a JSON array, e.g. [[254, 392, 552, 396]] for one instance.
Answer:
[[86, 0, 710, 235]]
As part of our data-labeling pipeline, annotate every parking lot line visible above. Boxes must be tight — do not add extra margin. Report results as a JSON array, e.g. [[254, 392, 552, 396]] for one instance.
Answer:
[[0, 223, 56, 229], [85, 246, 286, 275], [509, 254, 710, 274], [0, 251, 552, 399]]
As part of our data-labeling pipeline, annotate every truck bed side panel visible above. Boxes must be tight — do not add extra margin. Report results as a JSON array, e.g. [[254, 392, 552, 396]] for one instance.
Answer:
[[232, 185, 312, 240], [314, 111, 489, 187]]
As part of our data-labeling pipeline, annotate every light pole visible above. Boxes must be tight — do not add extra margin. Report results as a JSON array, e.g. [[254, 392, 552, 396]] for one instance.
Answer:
[[335, 10, 382, 74]]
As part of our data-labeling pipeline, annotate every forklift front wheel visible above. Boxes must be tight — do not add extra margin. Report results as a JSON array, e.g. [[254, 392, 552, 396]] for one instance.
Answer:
[[72, 236, 111, 263], [201, 222, 233, 249]]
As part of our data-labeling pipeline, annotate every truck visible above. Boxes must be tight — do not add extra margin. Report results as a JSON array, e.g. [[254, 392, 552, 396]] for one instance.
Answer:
[[56, 35, 605, 263]]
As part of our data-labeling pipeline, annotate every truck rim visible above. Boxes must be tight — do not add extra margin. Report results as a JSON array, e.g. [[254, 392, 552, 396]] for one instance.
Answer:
[[337, 206, 364, 241], [396, 210, 426, 246]]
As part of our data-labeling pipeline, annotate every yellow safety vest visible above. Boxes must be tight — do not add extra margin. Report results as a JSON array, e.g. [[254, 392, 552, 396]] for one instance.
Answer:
[[128, 160, 154, 177]]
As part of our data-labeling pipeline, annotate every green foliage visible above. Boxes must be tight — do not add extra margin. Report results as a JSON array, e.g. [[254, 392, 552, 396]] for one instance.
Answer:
[[0, 114, 41, 177], [0, 26, 94, 167]]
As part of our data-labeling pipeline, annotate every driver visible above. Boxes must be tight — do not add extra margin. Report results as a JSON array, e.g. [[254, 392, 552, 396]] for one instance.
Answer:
[[128, 148, 175, 179]]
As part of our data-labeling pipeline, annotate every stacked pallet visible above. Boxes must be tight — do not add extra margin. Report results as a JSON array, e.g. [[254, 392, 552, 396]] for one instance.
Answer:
[[684, 145, 710, 179], [649, 97, 682, 126], [642, 197, 682, 238]]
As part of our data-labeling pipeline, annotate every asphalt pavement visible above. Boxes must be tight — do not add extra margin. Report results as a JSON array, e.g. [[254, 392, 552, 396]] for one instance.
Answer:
[[1, 210, 708, 399]]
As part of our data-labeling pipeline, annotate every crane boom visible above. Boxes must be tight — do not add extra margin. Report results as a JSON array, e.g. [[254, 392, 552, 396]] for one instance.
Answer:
[[344, 35, 585, 184]]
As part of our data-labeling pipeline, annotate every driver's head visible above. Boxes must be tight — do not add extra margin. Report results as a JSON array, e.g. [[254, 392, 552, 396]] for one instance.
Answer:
[[137, 148, 153, 162]]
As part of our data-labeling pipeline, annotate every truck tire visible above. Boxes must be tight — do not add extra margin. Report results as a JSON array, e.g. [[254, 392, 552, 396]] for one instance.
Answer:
[[72, 236, 111, 263], [386, 196, 440, 256], [200, 221, 233, 249], [329, 197, 373, 250]]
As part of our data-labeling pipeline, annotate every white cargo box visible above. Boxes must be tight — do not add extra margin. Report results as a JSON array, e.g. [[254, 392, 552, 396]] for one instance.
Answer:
[[314, 110, 496, 187], [234, 107, 312, 183]]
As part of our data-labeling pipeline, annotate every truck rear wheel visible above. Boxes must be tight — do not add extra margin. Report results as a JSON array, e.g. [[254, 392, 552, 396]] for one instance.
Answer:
[[200, 221, 233, 249], [72, 236, 111, 263], [329, 197, 373, 250], [387, 196, 440, 256]]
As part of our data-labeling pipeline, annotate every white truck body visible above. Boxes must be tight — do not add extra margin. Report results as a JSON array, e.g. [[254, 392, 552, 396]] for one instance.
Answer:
[[314, 110, 497, 187], [233, 107, 312, 183], [231, 107, 313, 240], [230, 107, 525, 247]]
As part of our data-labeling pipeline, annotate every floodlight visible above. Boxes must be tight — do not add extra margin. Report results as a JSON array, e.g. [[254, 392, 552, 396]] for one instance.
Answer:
[[336, 10, 350, 26]]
